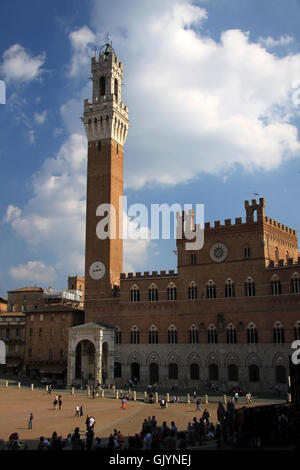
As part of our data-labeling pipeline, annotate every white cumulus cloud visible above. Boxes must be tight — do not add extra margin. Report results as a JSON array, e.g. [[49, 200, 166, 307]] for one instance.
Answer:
[[1, 44, 46, 83], [4, 205, 22, 223], [9, 261, 57, 283], [89, 1, 300, 188], [34, 110, 47, 124], [67, 26, 97, 78], [258, 34, 294, 48]]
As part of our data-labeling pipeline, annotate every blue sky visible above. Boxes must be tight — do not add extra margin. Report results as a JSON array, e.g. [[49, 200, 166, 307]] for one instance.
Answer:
[[1, 0, 300, 296]]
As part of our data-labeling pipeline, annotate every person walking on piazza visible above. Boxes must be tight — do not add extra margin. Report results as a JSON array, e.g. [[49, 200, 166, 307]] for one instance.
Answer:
[[58, 395, 62, 410], [53, 397, 58, 410], [75, 404, 80, 417], [28, 412, 33, 429], [196, 399, 201, 412]]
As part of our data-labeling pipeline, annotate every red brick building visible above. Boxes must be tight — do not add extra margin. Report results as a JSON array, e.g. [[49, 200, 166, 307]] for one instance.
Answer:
[[65, 44, 300, 393]]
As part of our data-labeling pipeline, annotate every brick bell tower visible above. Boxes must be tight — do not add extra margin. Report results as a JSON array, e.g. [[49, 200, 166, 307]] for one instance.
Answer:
[[82, 43, 129, 317]]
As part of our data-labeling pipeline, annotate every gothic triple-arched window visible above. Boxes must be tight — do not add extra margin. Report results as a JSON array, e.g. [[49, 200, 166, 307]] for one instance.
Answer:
[[149, 325, 158, 344], [225, 279, 235, 298], [227, 323, 237, 344], [273, 322, 284, 344], [294, 321, 300, 340], [206, 280, 216, 299], [130, 285, 140, 302], [247, 323, 258, 344], [291, 273, 300, 294], [189, 325, 199, 344], [168, 325, 177, 344], [188, 281, 198, 300], [271, 275, 281, 295], [167, 283, 177, 301], [130, 326, 140, 344], [149, 284, 158, 302], [115, 326, 122, 344], [208, 324, 217, 344], [245, 277, 256, 297]]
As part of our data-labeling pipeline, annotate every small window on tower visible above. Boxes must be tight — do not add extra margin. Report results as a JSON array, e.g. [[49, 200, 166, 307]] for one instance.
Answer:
[[191, 253, 196, 265], [100, 76, 105, 96], [114, 78, 118, 100], [98, 141, 102, 151], [244, 247, 251, 258]]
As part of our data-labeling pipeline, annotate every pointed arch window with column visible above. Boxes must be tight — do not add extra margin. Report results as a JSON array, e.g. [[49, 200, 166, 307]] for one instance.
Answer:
[[130, 326, 140, 345], [225, 279, 235, 298], [188, 281, 198, 300], [130, 284, 140, 302], [149, 284, 158, 302], [168, 325, 177, 344], [149, 325, 158, 344], [271, 275, 281, 295], [208, 324, 217, 344], [273, 322, 284, 344], [167, 283, 177, 301], [247, 323, 258, 344], [206, 280, 216, 299], [245, 277, 256, 297], [189, 324, 199, 344], [227, 323, 237, 344], [291, 273, 300, 294]]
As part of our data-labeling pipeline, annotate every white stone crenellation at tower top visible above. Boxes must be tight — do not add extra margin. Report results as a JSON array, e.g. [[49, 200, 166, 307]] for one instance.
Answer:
[[82, 45, 129, 146]]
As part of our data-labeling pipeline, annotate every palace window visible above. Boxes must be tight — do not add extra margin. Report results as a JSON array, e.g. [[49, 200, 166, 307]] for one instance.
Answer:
[[206, 280, 216, 299], [115, 326, 122, 345], [291, 274, 300, 294], [271, 276, 281, 295], [244, 247, 251, 258], [225, 279, 235, 298], [168, 363, 178, 380], [189, 325, 199, 344], [130, 285, 140, 302], [245, 277, 256, 297], [188, 282, 198, 300], [168, 325, 177, 344], [148, 285, 158, 302], [273, 322, 284, 344], [208, 324, 217, 344], [149, 325, 158, 344], [294, 321, 300, 340], [227, 324, 237, 344], [167, 283, 177, 301], [130, 326, 140, 345], [247, 323, 258, 344]]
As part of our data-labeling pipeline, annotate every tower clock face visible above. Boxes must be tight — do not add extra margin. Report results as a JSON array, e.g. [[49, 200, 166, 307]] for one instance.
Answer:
[[89, 261, 106, 280], [209, 243, 228, 263]]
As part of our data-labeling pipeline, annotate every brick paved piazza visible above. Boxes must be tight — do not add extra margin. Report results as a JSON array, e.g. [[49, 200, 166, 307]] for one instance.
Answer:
[[0, 387, 285, 449]]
